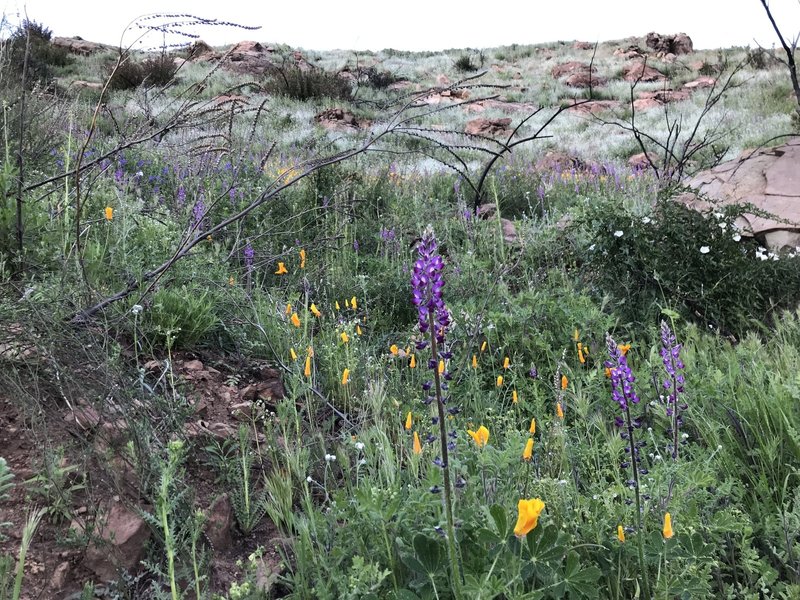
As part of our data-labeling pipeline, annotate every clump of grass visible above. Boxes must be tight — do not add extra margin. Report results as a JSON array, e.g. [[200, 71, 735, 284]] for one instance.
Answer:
[[264, 65, 352, 101]]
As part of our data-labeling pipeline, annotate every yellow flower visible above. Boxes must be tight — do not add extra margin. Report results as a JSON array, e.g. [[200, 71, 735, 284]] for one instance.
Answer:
[[604, 367, 611, 378], [340, 331, 349, 344], [561, 374, 568, 390], [529, 418, 536, 435], [496, 375, 504, 387], [663, 513, 674, 539], [390, 344, 399, 355], [351, 296, 357, 309], [285, 303, 292, 315], [275, 262, 288, 275], [356, 324, 362, 335], [307, 346, 314, 357], [409, 354, 416, 369], [577, 343, 585, 364], [617, 525, 625, 543], [514, 498, 545, 538], [573, 328, 579, 342], [413, 431, 422, 455], [405, 411, 412, 430], [104, 206, 113, 221], [522, 438, 533, 461], [228, 276, 235, 286], [438, 360, 445, 374], [503, 356, 510, 369], [335, 301, 340, 310], [290, 313, 301, 328], [481, 341, 488, 352], [556, 402, 564, 420], [310, 303, 321, 318], [512, 389, 518, 404], [345, 298, 350, 309], [618, 343, 631, 356], [304, 355, 312, 378], [472, 354, 478, 369], [467, 425, 489, 448], [341, 368, 350, 385], [290, 348, 298, 361], [299, 248, 306, 269]]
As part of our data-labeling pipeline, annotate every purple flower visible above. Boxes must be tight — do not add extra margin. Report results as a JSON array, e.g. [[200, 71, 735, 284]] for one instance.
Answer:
[[192, 199, 206, 227], [176, 186, 186, 207], [660, 320, 686, 457], [410, 228, 450, 342], [606, 334, 640, 411], [243, 243, 254, 270]]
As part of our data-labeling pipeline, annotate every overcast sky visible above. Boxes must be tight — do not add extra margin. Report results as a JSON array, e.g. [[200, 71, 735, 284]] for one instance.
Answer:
[[2, 0, 799, 52]]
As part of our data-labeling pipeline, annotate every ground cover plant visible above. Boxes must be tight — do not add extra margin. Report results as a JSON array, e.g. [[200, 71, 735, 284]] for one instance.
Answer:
[[0, 11, 799, 600]]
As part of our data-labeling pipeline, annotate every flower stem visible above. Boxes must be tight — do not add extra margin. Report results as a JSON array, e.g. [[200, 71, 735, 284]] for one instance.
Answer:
[[625, 404, 651, 600], [428, 311, 464, 598]]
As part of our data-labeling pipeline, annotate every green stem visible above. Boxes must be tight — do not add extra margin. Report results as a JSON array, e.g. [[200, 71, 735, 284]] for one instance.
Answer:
[[428, 311, 464, 598], [624, 404, 651, 599]]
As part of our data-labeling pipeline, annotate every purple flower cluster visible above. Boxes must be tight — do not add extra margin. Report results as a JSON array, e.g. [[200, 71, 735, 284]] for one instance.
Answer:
[[660, 321, 686, 416], [243, 243, 254, 270], [192, 199, 206, 227], [605, 335, 640, 411], [411, 229, 450, 343]]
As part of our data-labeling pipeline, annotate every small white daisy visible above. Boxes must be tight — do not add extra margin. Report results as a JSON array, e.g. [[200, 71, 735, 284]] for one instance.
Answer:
[[641, 216, 652, 224], [700, 246, 710, 254], [732, 233, 742, 242], [613, 230, 623, 238]]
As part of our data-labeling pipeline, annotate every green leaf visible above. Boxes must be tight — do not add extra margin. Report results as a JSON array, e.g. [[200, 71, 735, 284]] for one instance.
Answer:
[[490, 504, 508, 537], [562, 551, 601, 598], [412, 534, 444, 574], [525, 523, 566, 566]]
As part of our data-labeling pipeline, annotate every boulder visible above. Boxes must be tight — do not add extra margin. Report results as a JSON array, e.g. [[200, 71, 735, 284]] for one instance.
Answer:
[[314, 108, 368, 131], [204, 494, 234, 550], [622, 61, 667, 83], [628, 152, 656, 171], [565, 99, 621, 115], [551, 61, 594, 78], [573, 41, 594, 50], [465, 118, 512, 137], [680, 138, 800, 251], [645, 32, 694, 55], [52, 36, 108, 55], [84, 500, 150, 581], [683, 76, 716, 89], [564, 72, 605, 88], [70, 80, 103, 92]]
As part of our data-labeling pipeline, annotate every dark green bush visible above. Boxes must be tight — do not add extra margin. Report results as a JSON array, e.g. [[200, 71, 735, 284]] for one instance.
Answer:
[[107, 54, 145, 90], [1, 19, 71, 87], [141, 53, 179, 87], [264, 65, 352, 101], [575, 194, 800, 338], [453, 54, 477, 73]]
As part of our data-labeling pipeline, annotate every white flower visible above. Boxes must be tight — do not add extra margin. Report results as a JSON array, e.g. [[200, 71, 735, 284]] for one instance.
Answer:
[[700, 246, 710, 254], [613, 230, 623, 238], [713, 212, 723, 219], [306, 476, 313, 483], [588, 244, 596, 251], [558, 479, 568, 485], [718, 222, 727, 230], [641, 216, 652, 224], [324, 453, 336, 462], [131, 304, 143, 315], [358, 458, 367, 466], [732, 233, 742, 242], [681, 433, 689, 440], [354, 442, 365, 451]]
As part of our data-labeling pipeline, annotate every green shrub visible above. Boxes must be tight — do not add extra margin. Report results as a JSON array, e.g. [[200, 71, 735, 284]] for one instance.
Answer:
[[575, 194, 800, 337], [141, 52, 179, 87], [143, 285, 219, 351], [107, 54, 145, 90], [1, 19, 71, 87], [453, 54, 477, 73], [264, 65, 352, 101]]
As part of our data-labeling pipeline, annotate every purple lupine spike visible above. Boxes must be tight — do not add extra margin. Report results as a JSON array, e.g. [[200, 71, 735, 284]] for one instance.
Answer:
[[192, 199, 206, 227], [243, 243, 254, 271], [606, 335, 640, 411], [660, 320, 686, 458], [411, 228, 449, 340]]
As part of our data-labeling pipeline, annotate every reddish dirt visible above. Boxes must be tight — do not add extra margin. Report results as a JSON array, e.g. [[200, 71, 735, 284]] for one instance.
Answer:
[[0, 351, 287, 598]]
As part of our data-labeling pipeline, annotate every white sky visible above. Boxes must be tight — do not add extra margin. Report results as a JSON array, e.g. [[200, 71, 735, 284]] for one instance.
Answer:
[[2, 0, 800, 52]]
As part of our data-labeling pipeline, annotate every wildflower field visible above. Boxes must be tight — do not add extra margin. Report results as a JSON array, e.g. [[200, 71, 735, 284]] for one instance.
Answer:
[[1, 15, 799, 600]]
